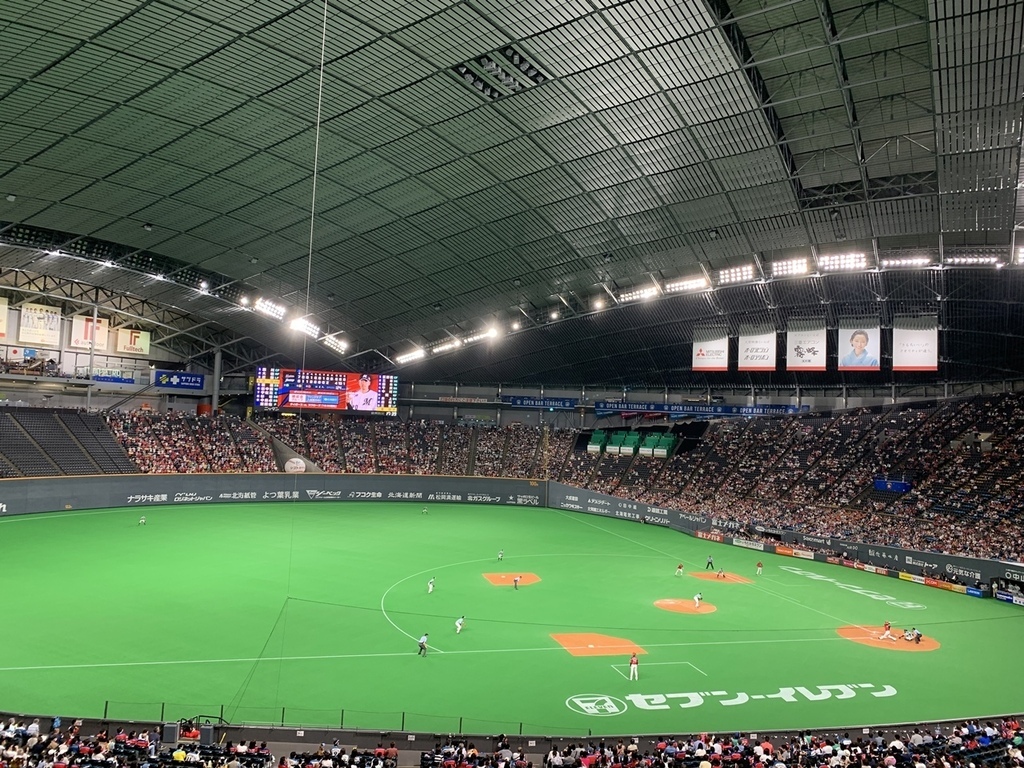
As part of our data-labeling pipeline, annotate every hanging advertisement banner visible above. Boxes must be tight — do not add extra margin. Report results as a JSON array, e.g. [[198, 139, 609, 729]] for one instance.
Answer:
[[18, 303, 61, 347], [892, 316, 938, 371], [117, 328, 151, 355], [737, 330, 777, 371], [69, 315, 109, 350], [838, 321, 881, 371], [786, 324, 827, 371], [692, 331, 729, 371]]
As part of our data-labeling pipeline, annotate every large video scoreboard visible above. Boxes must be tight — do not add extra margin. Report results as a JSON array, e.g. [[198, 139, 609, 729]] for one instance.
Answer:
[[254, 367, 399, 415]]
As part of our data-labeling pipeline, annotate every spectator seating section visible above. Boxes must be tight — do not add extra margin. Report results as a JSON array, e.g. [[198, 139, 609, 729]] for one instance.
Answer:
[[0, 411, 62, 476], [3, 394, 1023, 564], [9, 409, 100, 474], [58, 411, 138, 473]]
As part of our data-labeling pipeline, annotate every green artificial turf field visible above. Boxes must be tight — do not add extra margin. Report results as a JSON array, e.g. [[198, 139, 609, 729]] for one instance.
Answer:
[[2, 501, 1022, 735]]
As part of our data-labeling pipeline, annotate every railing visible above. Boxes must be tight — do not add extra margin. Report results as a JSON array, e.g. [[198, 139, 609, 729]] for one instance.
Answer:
[[100, 700, 579, 735], [75, 366, 144, 383]]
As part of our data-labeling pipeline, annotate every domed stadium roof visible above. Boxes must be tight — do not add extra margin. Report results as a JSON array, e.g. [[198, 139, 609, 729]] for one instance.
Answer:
[[0, 0, 1021, 385]]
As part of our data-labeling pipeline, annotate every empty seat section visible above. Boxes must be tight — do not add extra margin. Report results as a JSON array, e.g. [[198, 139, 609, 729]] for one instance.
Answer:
[[11, 409, 101, 475], [57, 411, 139, 473], [0, 412, 62, 476]]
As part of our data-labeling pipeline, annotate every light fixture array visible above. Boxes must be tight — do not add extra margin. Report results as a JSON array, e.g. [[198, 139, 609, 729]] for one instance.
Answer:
[[664, 277, 709, 293], [463, 327, 498, 344], [881, 257, 932, 268], [395, 348, 425, 365], [717, 265, 755, 285], [617, 285, 659, 302], [819, 253, 867, 271], [289, 317, 320, 338], [321, 334, 347, 354], [771, 258, 808, 277], [946, 255, 1000, 265], [255, 298, 286, 320], [432, 338, 463, 354]]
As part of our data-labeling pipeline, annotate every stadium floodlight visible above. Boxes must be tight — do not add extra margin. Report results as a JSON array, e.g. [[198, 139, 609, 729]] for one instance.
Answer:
[[663, 276, 709, 293], [617, 285, 659, 302], [549, 310, 559, 320], [239, 296, 250, 306], [432, 338, 463, 354], [290, 317, 320, 338], [254, 298, 286, 319], [395, 348, 425, 364], [320, 334, 347, 354], [946, 255, 1000, 265], [880, 257, 931, 269], [770, 258, 809, 277], [593, 298, 605, 310], [463, 327, 499, 344], [818, 253, 867, 271], [717, 265, 755, 285], [511, 321, 521, 330]]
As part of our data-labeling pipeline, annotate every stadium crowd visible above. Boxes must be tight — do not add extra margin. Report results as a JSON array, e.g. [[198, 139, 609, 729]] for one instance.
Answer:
[[535, 719, 1024, 768], [0, 718, 275, 768], [94, 393, 1024, 563], [108, 412, 275, 474]]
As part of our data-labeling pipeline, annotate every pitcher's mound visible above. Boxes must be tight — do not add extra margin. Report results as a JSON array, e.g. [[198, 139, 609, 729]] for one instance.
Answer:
[[551, 633, 645, 657], [690, 572, 752, 583], [484, 573, 541, 586], [837, 625, 939, 651], [655, 598, 717, 614]]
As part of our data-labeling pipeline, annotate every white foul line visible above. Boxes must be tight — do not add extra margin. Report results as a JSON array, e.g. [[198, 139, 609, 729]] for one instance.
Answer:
[[0, 635, 849, 674]]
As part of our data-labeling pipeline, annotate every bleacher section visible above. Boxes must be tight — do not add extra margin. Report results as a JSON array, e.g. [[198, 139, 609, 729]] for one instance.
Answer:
[[10, 409, 100, 474], [58, 411, 138, 473], [0, 411, 62, 476]]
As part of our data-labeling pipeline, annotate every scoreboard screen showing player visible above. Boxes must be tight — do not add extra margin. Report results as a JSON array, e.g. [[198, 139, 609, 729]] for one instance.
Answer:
[[253, 367, 399, 415]]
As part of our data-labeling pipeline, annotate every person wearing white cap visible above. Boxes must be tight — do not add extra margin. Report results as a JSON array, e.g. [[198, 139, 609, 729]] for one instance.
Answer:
[[347, 374, 379, 410]]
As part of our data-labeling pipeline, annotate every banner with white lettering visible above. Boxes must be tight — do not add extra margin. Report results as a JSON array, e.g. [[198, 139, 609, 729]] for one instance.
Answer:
[[69, 315, 109, 350], [738, 330, 777, 371], [0, 296, 8, 339], [593, 401, 809, 417], [692, 331, 729, 371], [837, 322, 881, 371], [892, 316, 938, 371], [500, 395, 578, 409], [117, 328, 151, 355], [786, 324, 826, 371], [154, 370, 205, 390]]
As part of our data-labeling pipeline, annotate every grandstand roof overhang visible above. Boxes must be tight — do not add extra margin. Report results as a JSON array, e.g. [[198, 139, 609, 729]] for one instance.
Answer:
[[0, 0, 1022, 385]]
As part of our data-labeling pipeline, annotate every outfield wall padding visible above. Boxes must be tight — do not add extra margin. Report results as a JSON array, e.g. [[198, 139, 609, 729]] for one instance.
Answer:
[[0, 474, 545, 516], [1, 473, 1021, 587]]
